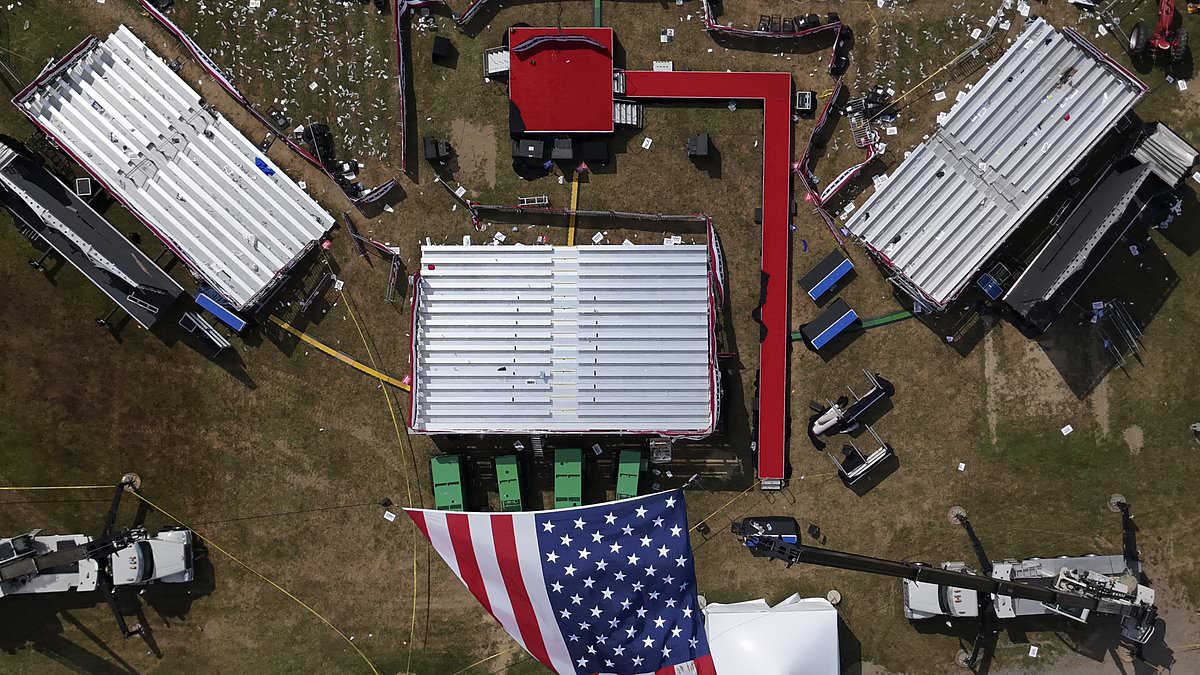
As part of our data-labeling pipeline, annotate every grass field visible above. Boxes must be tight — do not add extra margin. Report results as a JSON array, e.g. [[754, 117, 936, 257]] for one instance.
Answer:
[[0, 0, 1199, 673]]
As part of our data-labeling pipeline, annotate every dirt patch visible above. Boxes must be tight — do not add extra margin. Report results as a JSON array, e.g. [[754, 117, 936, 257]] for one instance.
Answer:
[[984, 330, 1000, 444], [984, 326, 1077, 434], [1122, 425, 1144, 455], [450, 118, 497, 188]]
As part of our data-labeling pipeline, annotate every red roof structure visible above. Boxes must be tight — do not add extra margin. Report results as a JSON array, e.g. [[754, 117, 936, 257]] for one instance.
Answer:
[[508, 27, 615, 134]]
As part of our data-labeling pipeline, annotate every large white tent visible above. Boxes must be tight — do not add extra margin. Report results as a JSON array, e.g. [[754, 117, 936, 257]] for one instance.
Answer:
[[409, 244, 719, 435], [704, 594, 841, 675], [16, 26, 335, 310], [844, 18, 1145, 309]]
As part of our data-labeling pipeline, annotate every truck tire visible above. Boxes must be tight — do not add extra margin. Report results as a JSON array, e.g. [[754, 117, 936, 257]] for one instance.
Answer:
[[1130, 21, 1149, 55]]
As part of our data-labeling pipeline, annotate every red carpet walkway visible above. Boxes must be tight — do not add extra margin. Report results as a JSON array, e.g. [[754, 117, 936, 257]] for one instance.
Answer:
[[625, 71, 793, 487]]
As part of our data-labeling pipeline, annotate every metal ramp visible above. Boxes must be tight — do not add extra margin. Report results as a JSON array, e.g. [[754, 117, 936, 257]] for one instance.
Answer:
[[517, 195, 549, 207], [613, 71, 626, 95], [613, 100, 643, 128]]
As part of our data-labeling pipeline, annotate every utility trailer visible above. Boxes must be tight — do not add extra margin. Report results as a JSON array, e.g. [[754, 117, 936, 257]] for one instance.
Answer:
[[495, 454, 523, 512], [615, 450, 644, 500], [554, 448, 584, 509], [430, 455, 465, 511]]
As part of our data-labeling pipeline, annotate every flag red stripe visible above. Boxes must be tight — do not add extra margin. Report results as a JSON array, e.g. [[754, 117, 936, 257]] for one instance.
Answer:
[[446, 513, 495, 617], [490, 515, 553, 668], [407, 509, 431, 541]]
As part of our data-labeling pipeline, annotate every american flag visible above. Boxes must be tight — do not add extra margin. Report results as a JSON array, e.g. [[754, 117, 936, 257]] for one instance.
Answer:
[[406, 490, 716, 675]]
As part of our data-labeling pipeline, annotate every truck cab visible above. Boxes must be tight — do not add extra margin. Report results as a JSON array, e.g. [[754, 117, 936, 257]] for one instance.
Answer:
[[110, 527, 195, 586], [902, 562, 980, 619]]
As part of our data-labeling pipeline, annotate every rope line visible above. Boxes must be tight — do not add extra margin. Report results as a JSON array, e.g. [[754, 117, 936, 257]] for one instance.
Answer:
[[335, 289, 422, 675], [0, 485, 114, 490], [451, 644, 524, 674], [129, 490, 381, 674], [689, 480, 761, 533]]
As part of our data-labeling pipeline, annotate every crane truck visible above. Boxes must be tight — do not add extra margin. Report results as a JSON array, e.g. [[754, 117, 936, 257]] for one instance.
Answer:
[[0, 477, 196, 637], [732, 503, 1158, 668]]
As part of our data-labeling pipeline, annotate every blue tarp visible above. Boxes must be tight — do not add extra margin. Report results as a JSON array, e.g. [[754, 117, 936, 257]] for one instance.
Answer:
[[255, 157, 276, 177], [799, 249, 853, 302], [808, 258, 854, 301], [195, 291, 248, 333], [976, 273, 1003, 300], [812, 309, 858, 349]]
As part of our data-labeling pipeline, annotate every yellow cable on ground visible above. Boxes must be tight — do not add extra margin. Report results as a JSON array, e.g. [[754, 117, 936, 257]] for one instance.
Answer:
[[267, 315, 409, 391], [0, 485, 114, 490], [129, 490, 381, 675], [567, 171, 580, 246], [335, 289, 421, 675], [451, 644, 524, 674], [690, 480, 761, 533]]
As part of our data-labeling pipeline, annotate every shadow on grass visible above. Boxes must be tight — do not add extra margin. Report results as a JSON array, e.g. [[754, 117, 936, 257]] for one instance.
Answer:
[[1034, 232, 1179, 400]]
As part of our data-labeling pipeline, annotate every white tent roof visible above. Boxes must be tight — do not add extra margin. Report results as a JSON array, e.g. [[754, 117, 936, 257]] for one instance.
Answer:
[[844, 18, 1145, 308], [410, 244, 718, 435], [704, 594, 840, 675], [16, 26, 335, 309]]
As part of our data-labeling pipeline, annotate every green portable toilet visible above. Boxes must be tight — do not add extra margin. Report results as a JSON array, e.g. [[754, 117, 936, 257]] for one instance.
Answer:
[[554, 448, 584, 509], [615, 450, 642, 499], [430, 455, 465, 511], [496, 454, 523, 512]]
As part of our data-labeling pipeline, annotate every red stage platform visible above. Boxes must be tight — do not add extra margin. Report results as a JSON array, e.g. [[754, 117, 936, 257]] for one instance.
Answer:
[[624, 70, 793, 486], [508, 27, 615, 134]]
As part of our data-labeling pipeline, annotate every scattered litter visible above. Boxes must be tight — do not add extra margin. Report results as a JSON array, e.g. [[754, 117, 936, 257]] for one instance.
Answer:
[[462, 235, 471, 245], [297, 180, 307, 189], [622, 239, 634, 246], [333, 278, 344, 291], [1017, 2, 1030, 17], [1178, 80, 1189, 92], [1192, 171, 1200, 186], [958, 463, 966, 472], [641, 137, 654, 150], [592, 232, 605, 244], [592, 444, 604, 456], [886, 126, 898, 136], [1028, 646, 1039, 658], [937, 112, 950, 126], [1129, 244, 1139, 256], [933, 91, 947, 102], [383, 511, 397, 522], [970, 28, 982, 40], [309, 81, 319, 91], [1061, 424, 1074, 436], [493, 231, 506, 243]]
